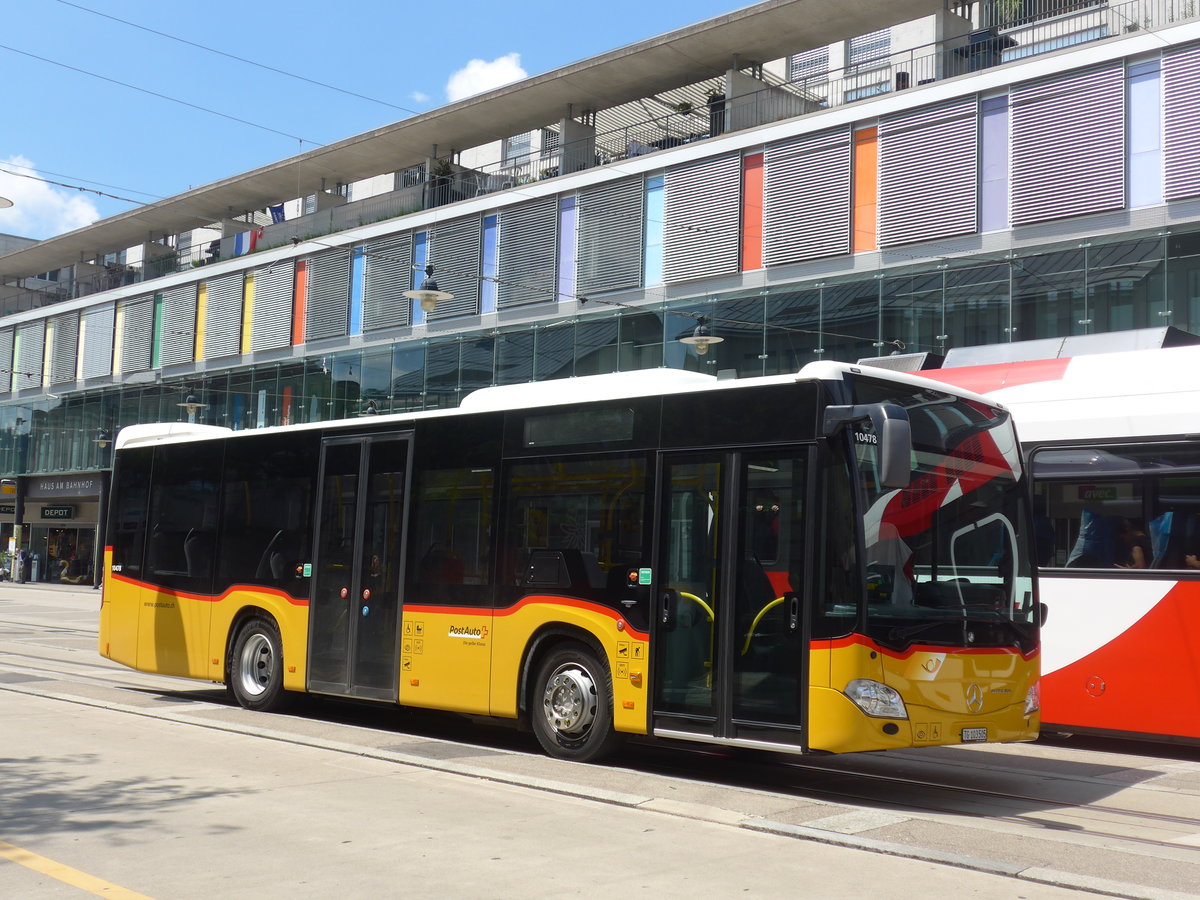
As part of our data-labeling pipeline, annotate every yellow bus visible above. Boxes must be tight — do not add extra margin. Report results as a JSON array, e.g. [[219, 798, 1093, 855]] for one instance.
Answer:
[[100, 363, 1041, 761]]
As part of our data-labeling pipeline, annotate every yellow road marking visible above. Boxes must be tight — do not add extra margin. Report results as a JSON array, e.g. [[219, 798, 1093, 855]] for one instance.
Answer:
[[0, 840, 154, 899]]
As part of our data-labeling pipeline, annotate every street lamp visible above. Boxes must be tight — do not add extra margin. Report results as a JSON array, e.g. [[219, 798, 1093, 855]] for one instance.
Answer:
[[403, 264, 454, 313], [678, 317, 724, 356], [178, 390, 207, 423]]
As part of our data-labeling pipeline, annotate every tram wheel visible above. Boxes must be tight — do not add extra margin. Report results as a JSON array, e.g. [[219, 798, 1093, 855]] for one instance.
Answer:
[[531, 643, 621, 762], [228, 616, 290, 712]]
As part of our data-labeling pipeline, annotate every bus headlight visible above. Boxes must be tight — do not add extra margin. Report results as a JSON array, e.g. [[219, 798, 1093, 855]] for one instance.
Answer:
[[845, 679, 908, 719], [1024, 681, 1041, 716]]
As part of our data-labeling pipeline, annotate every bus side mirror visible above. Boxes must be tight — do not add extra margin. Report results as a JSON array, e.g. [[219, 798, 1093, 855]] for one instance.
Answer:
[[823, 402, 912, 489]]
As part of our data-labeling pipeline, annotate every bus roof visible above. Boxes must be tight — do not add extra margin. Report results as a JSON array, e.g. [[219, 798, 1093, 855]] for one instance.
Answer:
[[113, 362, 998, 451], [918, 343, 1200, 444]]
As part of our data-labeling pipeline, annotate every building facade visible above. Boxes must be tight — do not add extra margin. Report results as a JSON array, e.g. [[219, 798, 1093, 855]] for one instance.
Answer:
[[3, 0, 1200, 582]]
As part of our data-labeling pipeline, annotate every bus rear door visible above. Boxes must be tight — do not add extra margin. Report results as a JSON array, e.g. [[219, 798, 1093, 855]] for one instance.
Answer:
[[308, 434, 411, 701], [653, 449, 812, 749]]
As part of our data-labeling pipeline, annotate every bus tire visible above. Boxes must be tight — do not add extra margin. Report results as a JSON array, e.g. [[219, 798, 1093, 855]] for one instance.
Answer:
[[229, 617, 289, 712], [531, 643, 621, 762]]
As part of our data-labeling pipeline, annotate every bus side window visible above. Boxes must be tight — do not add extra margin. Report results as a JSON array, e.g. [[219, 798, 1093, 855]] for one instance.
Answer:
[[109, 446, 153, 577], [410, 466, 493, 604], [215, 433, 318, 596], [144, 443, 220, 590]]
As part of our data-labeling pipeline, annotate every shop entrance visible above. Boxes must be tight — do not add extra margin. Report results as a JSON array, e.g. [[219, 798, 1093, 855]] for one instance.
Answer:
[[28, 525, 96, 584]]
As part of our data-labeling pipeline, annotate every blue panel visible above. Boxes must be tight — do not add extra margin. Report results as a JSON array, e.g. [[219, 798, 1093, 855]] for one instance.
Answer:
[[980, 96, 1009, 233], [558, 196, 577, 302], [482, 215, 498, 314], [349, 246, 365, 336], [412, 231, 428, 325], [1128, 60, 1162, 209], [644, 175, 664, 288]]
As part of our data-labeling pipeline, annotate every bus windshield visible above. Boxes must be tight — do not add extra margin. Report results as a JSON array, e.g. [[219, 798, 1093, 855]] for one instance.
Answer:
[[849, 376, 1037, 653]]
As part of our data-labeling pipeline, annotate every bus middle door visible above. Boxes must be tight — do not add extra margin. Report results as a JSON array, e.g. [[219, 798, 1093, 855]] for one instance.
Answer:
[[653, 449, 811, 749], [308, 434, 411, 701]]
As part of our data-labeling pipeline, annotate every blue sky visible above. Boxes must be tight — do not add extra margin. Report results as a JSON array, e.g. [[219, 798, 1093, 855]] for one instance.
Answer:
[[0, 0, 752, 240]]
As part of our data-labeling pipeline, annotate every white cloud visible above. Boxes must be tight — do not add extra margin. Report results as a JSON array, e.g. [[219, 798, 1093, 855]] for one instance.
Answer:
[[0, 155, 100, 240], [410, 90, 430, 105], [445, 53, 526, 102]]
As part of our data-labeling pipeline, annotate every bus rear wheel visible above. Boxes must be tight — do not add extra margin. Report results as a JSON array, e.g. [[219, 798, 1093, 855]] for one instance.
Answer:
[[531, 643, 621, 762], [229, 617, 289, 712]]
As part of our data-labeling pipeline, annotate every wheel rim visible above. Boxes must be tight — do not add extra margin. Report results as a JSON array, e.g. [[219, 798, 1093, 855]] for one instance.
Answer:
[[237, 632, 274, 697], [542, 662, 597, 736]]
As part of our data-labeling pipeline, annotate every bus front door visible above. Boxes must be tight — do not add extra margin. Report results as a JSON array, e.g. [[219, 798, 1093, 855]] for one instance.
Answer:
[[653, 450, 811, 749], [308, 435, 411, 701]]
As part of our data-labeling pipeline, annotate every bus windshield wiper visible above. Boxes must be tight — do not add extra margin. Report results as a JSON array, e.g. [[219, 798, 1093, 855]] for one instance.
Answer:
[[887, 618, 963, 643]]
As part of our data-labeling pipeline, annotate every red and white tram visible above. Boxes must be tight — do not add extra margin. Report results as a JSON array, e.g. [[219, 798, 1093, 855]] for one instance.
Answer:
[[916, 340, 1200, 744]]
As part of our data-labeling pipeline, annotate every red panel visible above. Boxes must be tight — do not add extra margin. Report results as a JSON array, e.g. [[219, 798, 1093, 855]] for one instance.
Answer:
[[741, 153, 764, 271], [1041, 581, 1200, 740], [919, 357, 1072, 395], [292, 259, 307, 346]]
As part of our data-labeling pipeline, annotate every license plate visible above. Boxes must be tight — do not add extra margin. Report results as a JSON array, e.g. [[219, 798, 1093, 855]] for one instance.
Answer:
[[961, 727, 988, 743]]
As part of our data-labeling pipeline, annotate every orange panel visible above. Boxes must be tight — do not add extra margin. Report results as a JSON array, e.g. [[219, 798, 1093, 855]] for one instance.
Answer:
[[853, 127, 878, 253], [292, 259, 307, 345], [741, 152, 764, 271]]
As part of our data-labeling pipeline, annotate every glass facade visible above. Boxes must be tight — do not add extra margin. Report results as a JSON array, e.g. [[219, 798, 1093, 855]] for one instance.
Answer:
[[3, 226, 1200, 478]]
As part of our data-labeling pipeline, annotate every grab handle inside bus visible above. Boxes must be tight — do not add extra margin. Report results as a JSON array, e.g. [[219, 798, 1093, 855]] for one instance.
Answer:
[[822, 402, 912, 489]]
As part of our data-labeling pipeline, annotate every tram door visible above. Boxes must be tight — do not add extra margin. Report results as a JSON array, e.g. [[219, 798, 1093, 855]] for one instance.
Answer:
[[308, 435, 411, 701], [653, 450, 811, 747]]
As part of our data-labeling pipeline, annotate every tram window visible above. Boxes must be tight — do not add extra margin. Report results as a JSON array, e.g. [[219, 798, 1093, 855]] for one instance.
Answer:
[[109, 446, 152, 578], [145, 443, 221, 591], [410, 466, 494, 605], [216, 433, 318, 596], [500, 456, 648, 602]]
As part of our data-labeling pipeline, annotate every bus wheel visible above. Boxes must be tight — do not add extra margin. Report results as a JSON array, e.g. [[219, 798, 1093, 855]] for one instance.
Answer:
[[532, 644, 621, 762], [229, 617, 288, 712]]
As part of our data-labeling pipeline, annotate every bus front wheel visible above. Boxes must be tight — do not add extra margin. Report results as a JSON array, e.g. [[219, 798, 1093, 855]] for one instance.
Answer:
[[229, 617, 289, 712], [531, 643, 621, 762]]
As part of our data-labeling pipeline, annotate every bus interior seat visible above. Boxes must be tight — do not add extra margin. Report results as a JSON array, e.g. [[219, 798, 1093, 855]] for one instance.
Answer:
[[183, 529, 215, 578], [255, 530, 300, 581]]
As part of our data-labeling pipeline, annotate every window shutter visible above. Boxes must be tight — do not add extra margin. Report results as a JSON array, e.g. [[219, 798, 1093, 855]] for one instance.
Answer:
[[1011, 65, 1125, 226], [577, 178, 644, 294], [1163, 43, 1200, 202], [81, 303, 115, 380], [426, 216, 481, 319], [204, 272, 244, 358], [49, 312, 79, 385], [305, 248, 351, 340], [250, 264, 294, 350], [0, 328, 13, 394], [120, 297, 153, 373], [879, 99, 979, 247], [160, 284, 197, 365], [498, 198, 558, 308], [764, 128, 852, 265], [363, 233, 412, 331], [663, 153, 741, 283]]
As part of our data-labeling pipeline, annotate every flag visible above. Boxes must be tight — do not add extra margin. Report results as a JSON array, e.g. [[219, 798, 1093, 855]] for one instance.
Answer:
[[233, 227, 265, 256], [269, 204, 286, 224]]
